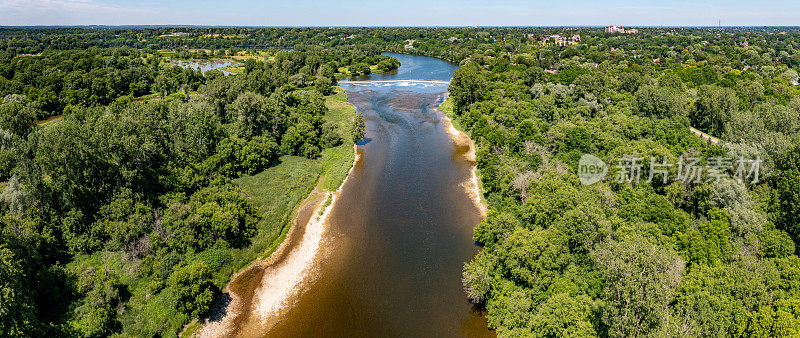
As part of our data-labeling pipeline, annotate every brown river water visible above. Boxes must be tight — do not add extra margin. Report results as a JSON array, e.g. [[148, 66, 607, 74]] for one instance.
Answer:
[[217, 54, 494, 337]]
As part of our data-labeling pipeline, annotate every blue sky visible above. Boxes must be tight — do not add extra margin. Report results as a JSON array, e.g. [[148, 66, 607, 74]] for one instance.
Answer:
[[1, 0, 798, 26]]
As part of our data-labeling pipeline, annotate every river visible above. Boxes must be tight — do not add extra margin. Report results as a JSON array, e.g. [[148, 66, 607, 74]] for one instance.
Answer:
[[219, 53, 493, 337]]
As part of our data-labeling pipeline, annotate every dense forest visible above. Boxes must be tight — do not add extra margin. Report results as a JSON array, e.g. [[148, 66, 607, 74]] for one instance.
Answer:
[[445, 28, 800, 336], [0, 35, 386, 335], [1, 26, 800, 336]]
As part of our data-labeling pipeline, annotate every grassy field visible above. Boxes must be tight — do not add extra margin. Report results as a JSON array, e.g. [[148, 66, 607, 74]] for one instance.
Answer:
[[219, 64, 245, 74], [233, 155, 322, 263], [320, 87, 357, 190], [324, 86, 357, 137]]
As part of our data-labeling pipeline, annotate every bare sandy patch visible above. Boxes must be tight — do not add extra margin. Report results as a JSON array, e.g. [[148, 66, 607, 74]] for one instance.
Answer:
[[436, 97, 487, 218]]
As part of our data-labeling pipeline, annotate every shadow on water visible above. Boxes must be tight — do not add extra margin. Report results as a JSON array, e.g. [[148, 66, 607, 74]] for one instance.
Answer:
[[355, 137, 372, 146]]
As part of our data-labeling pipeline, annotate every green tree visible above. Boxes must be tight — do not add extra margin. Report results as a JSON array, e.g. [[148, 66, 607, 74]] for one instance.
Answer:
[[773, 145, 800, 248], [633, 85, 686, 118], [68, 259, 124, 337], [352, 112, 366, 143], [314, 76, 333, 96], [462, 251, 495, 304], [473, 210, 521, 248], [593, 237, 685, 337], [349, 63, 371, 76], [449, 63, 487, 112], [164, 184, 259, 250], [229, 91, 271, 138], [531, 293, 597, 337], [168, 261, 215, 318], [321, 121, 343, 148], [738, 298, 800, 337], [0, 246, 34, 336], [0, 95, 39, 135], [760, 224, 795, 259], [677, 208, 732, 266], [692, 85, 738, 135], [153, 73, 179, 98]]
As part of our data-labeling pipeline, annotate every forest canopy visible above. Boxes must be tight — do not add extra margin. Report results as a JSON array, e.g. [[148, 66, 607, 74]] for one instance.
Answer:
[[1, 26, 800, 336]]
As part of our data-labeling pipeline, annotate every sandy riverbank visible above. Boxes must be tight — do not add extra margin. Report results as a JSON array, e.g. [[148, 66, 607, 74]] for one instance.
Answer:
[[194, 145, 360, 337], [436, 96, 488, 218], [252, 145, 361, 324]]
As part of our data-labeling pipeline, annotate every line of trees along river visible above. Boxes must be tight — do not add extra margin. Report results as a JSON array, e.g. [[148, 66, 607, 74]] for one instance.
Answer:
[[1, 27, 800, 336]]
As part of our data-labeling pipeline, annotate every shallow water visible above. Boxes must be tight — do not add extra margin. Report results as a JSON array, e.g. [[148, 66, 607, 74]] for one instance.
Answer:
[[172, 60, 234, 75], [229, 54, 492, 337]]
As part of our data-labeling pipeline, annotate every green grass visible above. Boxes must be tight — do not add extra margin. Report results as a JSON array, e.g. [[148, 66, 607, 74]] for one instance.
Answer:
[[233, 155, 322, 263], [325, 86, 357, 133], [219, 65, 244, 74], [182, 320, 203, 338], [121, 285, 188, 337], [320, 145, 354, 191], [320, 86, 358, 191]]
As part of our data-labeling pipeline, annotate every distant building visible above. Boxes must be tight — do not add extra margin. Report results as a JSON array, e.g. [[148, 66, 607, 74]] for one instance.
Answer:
[[404, 39, 416, 51], [542, 34, 580, 46], [168, 32, 189, 37], [605, 26, 638, 34]]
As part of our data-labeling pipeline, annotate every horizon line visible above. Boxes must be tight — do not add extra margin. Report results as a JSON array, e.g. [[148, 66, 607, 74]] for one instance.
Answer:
[[1, 25, 799, 29]]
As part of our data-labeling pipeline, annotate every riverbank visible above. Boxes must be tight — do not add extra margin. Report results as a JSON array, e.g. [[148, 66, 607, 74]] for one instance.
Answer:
[[437, 95, 487, 217], [185, 87, 359, 337], [192, 185, 328, 337], [194, 149, 359, 337]]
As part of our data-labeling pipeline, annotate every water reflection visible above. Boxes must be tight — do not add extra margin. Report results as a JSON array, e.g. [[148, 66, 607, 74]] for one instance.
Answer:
[[172, 60, 235, 75]]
